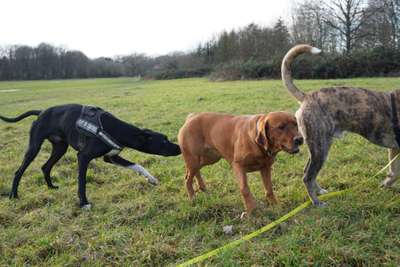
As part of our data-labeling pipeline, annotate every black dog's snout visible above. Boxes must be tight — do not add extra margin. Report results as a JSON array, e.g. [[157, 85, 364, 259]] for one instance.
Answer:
[[294, 136, 304, 146], [174, 144, 182, 155]]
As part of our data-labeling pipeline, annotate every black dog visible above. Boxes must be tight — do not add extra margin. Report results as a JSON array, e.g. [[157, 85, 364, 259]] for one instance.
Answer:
[[0, 104, 181, 208]]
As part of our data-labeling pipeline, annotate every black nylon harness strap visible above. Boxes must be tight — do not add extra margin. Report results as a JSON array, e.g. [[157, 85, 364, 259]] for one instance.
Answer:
[[76, 106, 123, 151], [390, 92, 400, 147]]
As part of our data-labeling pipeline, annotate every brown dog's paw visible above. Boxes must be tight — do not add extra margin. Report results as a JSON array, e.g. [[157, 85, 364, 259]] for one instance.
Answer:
[[195, 187, 207, 193], [266, 194, 279, 205], [240, 211, 248, 220], [187, 194, 195, 202], [241, 200, 256, 219]]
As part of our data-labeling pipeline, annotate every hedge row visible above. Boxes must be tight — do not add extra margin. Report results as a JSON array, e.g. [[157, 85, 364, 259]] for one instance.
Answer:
[[208, 47, 400, 81]]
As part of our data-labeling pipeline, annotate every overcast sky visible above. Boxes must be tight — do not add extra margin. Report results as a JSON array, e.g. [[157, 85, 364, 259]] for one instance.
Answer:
[[0, 0, 294, 58]]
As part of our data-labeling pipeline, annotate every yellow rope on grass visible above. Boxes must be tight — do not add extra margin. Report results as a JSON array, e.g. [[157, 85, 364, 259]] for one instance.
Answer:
[[177, 153, 399, 267], [177, 190, 348, 267]]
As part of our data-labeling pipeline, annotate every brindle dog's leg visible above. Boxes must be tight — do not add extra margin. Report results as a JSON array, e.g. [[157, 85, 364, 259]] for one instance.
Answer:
[[303, 158, 326, 194], [382, 148, 400, 187], [303, 158, 310, 174], [303, 134, 332, 206]]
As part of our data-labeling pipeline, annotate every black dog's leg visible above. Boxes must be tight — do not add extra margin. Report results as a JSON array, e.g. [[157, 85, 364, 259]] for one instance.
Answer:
[[41, 141, 68, 189], [77, 153, 91, 209], [10, 122, 45, 199], [103, 155, 159, 185]]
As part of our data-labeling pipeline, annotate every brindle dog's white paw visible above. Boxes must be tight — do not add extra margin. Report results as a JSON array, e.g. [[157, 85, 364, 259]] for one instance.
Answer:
[[381, 177, 396, 188], [313, 200, 327, 207], [81, 204, 92, 210], [317, 188, 329, 195]]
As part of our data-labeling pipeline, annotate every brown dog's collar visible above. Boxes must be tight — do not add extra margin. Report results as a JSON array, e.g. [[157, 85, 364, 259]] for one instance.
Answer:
[[263, 148, 275, 158]]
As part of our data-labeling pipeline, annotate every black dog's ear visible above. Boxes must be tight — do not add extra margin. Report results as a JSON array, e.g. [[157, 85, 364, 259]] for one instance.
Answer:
[[133, 129, 150, 144], [141, 128, 154, 138], [141, 128, 152, 134]]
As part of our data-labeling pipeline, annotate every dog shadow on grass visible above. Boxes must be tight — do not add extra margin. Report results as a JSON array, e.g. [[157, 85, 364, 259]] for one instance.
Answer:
[[0, 181, 11, 197], [0, 190, 9, 198], [386, 186, 400, 194]]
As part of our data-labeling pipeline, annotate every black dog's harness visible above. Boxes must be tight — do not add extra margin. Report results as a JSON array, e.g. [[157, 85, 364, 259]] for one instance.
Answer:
[[390, 92, 400, 147], [76, 106, 123, 152]]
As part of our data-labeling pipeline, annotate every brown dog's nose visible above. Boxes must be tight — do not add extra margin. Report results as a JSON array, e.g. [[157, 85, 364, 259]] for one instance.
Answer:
[[294, 136, 304, 146]]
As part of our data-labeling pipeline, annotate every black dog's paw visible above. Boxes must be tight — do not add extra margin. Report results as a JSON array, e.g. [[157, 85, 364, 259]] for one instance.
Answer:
[[9, 192, 19, 199], [48, 184, 59, 190], [80, 203, 92, 210], [147, 177, 159, 186]]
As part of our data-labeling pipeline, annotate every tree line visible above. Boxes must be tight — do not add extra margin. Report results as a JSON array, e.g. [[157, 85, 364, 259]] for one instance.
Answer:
[[1, 0, 400, 81]]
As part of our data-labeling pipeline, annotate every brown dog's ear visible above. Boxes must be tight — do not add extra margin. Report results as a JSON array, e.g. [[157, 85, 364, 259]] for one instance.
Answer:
[[255, 118, 269, 147]]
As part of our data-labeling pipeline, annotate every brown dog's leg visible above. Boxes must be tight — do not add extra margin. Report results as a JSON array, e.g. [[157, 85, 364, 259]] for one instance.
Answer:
[[184, 169, 197, 200], [382, 148, 400, 187], [182, 152, 200, 200], [195, 172, 206, 192], [260, 165, 278, 205], [233, 164, 256, 218]]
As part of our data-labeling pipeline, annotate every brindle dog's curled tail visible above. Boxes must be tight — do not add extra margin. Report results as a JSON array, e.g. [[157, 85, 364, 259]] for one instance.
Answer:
[[281, 44, 321, 103], [0, 110, 42, 123]]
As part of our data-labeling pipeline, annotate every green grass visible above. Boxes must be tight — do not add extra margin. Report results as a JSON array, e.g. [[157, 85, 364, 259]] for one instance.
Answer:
[[1, 77, 400, 266]]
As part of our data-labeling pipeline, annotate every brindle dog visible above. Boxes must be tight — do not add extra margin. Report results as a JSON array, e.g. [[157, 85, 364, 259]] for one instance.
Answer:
[[281, 44, 400, 206]]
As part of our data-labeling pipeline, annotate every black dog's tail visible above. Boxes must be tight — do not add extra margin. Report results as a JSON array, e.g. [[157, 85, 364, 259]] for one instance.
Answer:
[[0, 110, 42, 123]]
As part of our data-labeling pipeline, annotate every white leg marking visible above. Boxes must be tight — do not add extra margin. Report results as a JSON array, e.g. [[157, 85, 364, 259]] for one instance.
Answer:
[[106, 149, 121, 157], [128, 164, 159, 185], [82, 203, 92, 210], [318, 188, 329, 195], [382, 175, 396, 187]]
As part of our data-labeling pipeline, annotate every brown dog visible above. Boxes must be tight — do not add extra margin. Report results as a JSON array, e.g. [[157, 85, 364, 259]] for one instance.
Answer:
[[178, 112, 303, 217]]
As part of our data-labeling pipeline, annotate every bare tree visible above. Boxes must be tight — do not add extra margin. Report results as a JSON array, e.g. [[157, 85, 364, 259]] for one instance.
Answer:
[[325, 0, 381, 52], [292, 0, 331, 49], [358, 0, 396, 48], [387, 0, 400, 48]]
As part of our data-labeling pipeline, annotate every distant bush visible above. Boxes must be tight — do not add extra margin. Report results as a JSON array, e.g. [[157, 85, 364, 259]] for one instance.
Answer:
[[210, 60, 281, 81], [209, 47, 400, 81], [1, 41, 399, 81], [149, 68, 211, 80]]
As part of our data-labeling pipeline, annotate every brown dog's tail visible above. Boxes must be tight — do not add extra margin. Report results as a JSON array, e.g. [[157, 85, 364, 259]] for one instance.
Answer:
[[185, 113, 196, 121], [281, 44, 321, 103], [0, 110, 41, 123]]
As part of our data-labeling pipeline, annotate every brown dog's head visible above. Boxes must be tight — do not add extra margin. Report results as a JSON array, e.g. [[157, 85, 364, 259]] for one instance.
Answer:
[[255, 112, 303, 154]]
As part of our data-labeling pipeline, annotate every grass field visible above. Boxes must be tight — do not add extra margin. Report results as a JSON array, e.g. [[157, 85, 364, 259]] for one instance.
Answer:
[[1, 77, 400, 266]]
